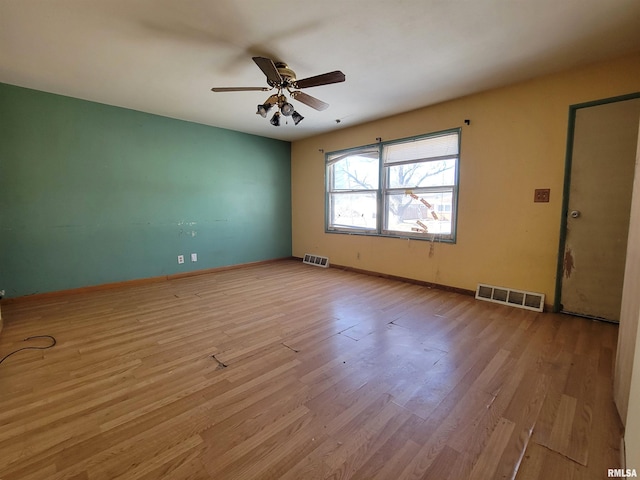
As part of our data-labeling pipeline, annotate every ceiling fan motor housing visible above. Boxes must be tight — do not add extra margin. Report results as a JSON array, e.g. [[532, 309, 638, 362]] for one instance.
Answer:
[[272, 62, 296, 87]]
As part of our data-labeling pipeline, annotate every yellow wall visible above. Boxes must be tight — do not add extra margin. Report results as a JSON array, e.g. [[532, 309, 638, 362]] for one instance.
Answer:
[[291, 53, 640, 303]]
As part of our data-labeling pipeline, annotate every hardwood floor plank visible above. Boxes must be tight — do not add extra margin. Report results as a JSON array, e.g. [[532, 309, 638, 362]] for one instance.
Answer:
[[322, 396, 409, 474], [369, 440, 422, 480], [547, 393, 578, 456], [515, 442, 587, 480], [396, 386, 496, 479], [200, 405, 310, 478], [0, 260, 623, 479], [468, 417, 516, 480], [93, 435, 204, 480], [418, 445, 461, 480], [349, 413, 425, 480], [139, 455, 210, 480]]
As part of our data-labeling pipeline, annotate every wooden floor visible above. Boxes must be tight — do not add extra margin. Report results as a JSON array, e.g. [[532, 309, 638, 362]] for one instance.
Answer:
[[0, 259, 623, 479]]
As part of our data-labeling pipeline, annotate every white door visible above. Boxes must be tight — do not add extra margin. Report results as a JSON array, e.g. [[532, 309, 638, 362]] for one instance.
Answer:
[[560, 97, 640, 322]]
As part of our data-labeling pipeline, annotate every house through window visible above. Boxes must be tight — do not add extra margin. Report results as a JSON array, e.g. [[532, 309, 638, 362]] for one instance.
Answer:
[[326, 129, 460, 242]]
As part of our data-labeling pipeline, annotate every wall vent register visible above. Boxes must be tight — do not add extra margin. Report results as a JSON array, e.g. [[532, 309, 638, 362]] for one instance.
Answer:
[[475, 283, 545, 312], [303, 254, 330, 268]]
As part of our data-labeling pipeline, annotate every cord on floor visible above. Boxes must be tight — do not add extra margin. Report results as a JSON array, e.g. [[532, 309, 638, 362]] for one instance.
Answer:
[[0, 335, 57, 365]]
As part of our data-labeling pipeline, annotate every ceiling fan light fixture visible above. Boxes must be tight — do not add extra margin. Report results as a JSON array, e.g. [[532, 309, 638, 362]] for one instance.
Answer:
[[292, 111, 304, 125], [270, 111, 281, 126], [280, 101, 295, 116], [256, 103, 273, 118]]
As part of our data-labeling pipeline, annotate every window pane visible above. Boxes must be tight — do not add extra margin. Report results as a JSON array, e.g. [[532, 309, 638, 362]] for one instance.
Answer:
[[329, 192, 377, 230], [383, 133, 458, 164], [325, 129, 459, 242], [385, 190, 453, 235], [387, 158, 456, 188], [329, 151, 379, 191]]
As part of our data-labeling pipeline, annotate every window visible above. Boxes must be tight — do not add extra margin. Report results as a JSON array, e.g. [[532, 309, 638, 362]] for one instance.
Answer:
[[326, 129, 460, 242], [326, 146, 379, 232]]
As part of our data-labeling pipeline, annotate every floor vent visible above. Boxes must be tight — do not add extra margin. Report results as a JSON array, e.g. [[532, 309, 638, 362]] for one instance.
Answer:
[[302, 253, 330, 268], [475, 283, 545, 312]]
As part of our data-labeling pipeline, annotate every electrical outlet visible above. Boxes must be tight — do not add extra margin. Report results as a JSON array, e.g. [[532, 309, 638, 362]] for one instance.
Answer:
[[534, 188, 550, 203], [177, 255, 185, 264], [0, 289, 5, 298], [191, 253, 198, 262]]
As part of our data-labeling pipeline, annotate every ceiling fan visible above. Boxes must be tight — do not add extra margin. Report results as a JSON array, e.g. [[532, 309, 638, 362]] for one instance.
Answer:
[[211, 56, 345, 126]]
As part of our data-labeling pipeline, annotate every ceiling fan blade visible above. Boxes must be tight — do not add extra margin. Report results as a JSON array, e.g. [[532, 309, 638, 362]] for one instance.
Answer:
[[211, 87, 271, 92], [294, 71, 345, 89], [252, 56, 282, 85], [290, 91, 329, 111]]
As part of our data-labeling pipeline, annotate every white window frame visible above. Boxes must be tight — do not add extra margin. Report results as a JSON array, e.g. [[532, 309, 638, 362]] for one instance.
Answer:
[[325, 129, 460, 242]]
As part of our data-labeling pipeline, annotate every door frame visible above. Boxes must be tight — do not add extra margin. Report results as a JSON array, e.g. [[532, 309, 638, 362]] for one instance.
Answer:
[[554, 92, 640, 315]]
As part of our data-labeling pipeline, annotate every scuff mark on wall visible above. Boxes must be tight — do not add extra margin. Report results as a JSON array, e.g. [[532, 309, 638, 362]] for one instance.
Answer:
[[563, 247, 575, 278], [177, 220, 198, 238]]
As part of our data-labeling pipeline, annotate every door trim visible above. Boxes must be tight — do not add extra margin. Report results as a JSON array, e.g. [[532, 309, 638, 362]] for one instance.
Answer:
[[554, 92, 640, 315]]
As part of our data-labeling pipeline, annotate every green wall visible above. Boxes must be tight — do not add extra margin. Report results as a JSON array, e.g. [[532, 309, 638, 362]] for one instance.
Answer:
[[0, 83, 292, 298]]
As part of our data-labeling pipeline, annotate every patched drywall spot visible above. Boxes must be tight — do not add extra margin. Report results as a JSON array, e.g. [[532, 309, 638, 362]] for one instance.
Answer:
[[178, 229, 198, 237], [178, 221, 198, 237], [563, 248, 575, 278]]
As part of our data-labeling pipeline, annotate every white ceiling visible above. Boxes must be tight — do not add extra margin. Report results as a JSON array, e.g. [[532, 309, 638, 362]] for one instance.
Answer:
[[1, 0, 639, 142]]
